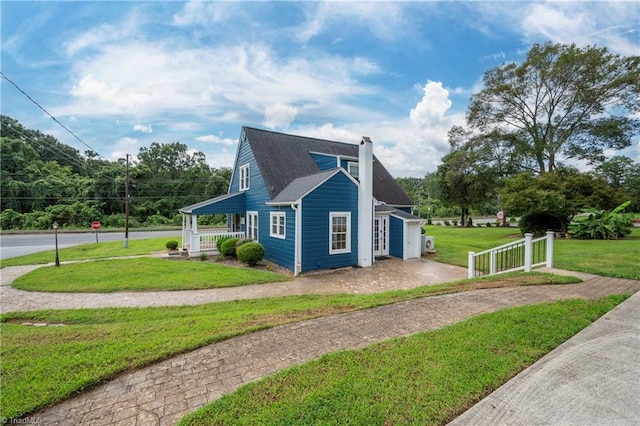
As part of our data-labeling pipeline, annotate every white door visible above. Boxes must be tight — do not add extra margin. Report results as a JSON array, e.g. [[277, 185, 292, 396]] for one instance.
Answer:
[[247, 211, 258, 241], [374, 216, 389, 257]]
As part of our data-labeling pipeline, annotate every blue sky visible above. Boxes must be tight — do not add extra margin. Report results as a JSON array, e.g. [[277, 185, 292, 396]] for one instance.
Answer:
[[2, 1, 639, 177]]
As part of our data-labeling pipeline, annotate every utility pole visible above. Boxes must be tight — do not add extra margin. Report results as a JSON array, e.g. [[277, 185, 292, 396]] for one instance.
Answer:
[[123, 153, 130, 248]]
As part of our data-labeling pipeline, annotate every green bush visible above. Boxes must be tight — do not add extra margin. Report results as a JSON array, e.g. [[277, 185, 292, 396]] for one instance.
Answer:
[[165, 240, 179, 250], [518, 212, 563, 236], [236, 242, 265, 266], [215, 235, 231, 250], [569, 201, 632, 240], [219, 238, 239, 257]]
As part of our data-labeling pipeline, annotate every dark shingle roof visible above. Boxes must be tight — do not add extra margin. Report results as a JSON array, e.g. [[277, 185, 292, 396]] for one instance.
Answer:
[[243, 127, 414, 206]]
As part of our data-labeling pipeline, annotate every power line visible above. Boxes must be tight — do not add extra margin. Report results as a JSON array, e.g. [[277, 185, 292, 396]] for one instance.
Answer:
[[1, 71, 108, 162], [2, 121, 91, 173]]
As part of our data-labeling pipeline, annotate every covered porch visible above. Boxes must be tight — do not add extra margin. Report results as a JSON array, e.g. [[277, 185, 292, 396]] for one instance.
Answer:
[[179, 192, 246, 256]]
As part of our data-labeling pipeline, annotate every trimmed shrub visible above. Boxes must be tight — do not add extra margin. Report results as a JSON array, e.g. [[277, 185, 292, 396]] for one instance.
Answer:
[[219, 238, 239, 257], [519, 212, 563, 236], [236, 238, 253, 248], [215, 235, 231, 250], [236, 242, 265, 266], [165, 240, 179, 250]]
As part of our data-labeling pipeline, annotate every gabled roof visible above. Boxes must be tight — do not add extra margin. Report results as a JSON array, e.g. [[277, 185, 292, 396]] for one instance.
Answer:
[[179, 192, 245, 215], [268, 168, 352, 205], [242, 127, 414, 206]]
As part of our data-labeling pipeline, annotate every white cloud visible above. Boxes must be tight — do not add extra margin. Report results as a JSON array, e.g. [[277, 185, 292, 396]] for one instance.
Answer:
[[64, 11, 141, 56], [55, 42, 379, 126], [375, 81, 464, 177], [109, 136, 140, 161], [133, 123, 153, 133], [288, 81, 464, 177], [195, 134, 236, 146], [172, 0, 235, 26], [297, 2, 409, 43], [410, 81, 452, 128], [264, 103, 298, 129], [520, 2, 639, 56]]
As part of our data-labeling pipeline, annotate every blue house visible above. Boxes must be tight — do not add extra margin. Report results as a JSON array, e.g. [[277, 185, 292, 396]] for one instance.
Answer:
[[179, 127, 423, 275]]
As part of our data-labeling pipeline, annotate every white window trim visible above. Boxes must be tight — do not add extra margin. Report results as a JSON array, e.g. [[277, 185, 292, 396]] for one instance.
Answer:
[[247, 211, 258, 241], [329, 212, 351, 255], [347, 161, 359, 179], [270, 212, 286, 239], [239, 163, 250, 191]]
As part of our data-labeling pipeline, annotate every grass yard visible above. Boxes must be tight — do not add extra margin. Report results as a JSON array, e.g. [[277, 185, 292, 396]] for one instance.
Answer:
[[12, 257, 290, 292], [425, 226, 640, 279], [0, 238, 171, 268], [0, 272, 579, 419], [180, 295, 627, 426]]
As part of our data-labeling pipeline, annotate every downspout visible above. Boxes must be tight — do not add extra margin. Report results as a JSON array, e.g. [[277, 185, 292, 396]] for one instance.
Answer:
[[291, 202, 302, 276]]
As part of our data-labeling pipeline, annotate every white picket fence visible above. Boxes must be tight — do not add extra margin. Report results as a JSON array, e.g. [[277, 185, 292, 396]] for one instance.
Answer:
[[468, 231, 554, 279]]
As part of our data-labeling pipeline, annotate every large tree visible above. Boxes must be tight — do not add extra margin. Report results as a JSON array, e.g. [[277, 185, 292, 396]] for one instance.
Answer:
[[436, 126, 501, 226], [499, 167, 624, 233], [468, 42, 639, 173]]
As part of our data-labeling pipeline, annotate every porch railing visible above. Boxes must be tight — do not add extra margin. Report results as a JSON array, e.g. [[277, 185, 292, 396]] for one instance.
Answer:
[[467, 231, 554, 279], [183, 229, 246, 254]]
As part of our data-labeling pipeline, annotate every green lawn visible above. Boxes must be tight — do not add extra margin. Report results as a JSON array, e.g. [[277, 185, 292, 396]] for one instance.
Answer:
[[425, 226, 640, 279], [0, 272, 579, 420], [180, 296, 626, 426], [12, 258, 290, 292], [1, 228, 638, 420], [0, 238, 172, 268]]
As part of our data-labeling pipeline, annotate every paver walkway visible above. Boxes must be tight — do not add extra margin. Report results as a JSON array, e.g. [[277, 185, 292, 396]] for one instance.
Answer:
[[26, 276, 640, 426], [0, 257, 468, 313]]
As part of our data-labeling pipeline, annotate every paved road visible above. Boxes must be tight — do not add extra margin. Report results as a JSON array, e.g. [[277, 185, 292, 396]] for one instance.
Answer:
[[0, 230, 182, 260]]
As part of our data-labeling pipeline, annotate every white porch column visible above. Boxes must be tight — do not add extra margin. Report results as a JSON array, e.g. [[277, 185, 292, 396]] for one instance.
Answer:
[[190, 214, 200, 253]]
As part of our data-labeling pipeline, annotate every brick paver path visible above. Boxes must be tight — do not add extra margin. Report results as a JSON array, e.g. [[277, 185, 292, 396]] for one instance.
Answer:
[[28, 276, 639, 426]]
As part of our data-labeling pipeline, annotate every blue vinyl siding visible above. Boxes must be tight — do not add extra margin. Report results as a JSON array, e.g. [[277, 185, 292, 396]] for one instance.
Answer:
[[389, 216, 404, 259], [301, 171, 358, 272], [310, 152, 339, 171], [230, 131, 296, 269], [265, 206, 295, 270]]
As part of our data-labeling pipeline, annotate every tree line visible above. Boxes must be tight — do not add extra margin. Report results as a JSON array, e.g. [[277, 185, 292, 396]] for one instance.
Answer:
[[1, 115, 231, 230], [400, 42, 640, 233], [2, 42, 638, 234]]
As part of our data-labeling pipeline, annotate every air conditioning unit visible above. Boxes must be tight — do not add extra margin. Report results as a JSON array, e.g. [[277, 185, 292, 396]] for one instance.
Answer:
[[424, 236, 436, 253]]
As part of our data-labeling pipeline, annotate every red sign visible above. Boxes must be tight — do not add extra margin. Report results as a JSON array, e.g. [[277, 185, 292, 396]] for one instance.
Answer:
[[91, 221, 101, 230]]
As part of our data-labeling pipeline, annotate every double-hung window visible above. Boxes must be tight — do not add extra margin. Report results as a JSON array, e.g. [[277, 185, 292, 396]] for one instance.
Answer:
[[239, 164, 250, 191], [329, 212, 351, 254], [347, 161, 359, 179], [270, 212, 286, 239]]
